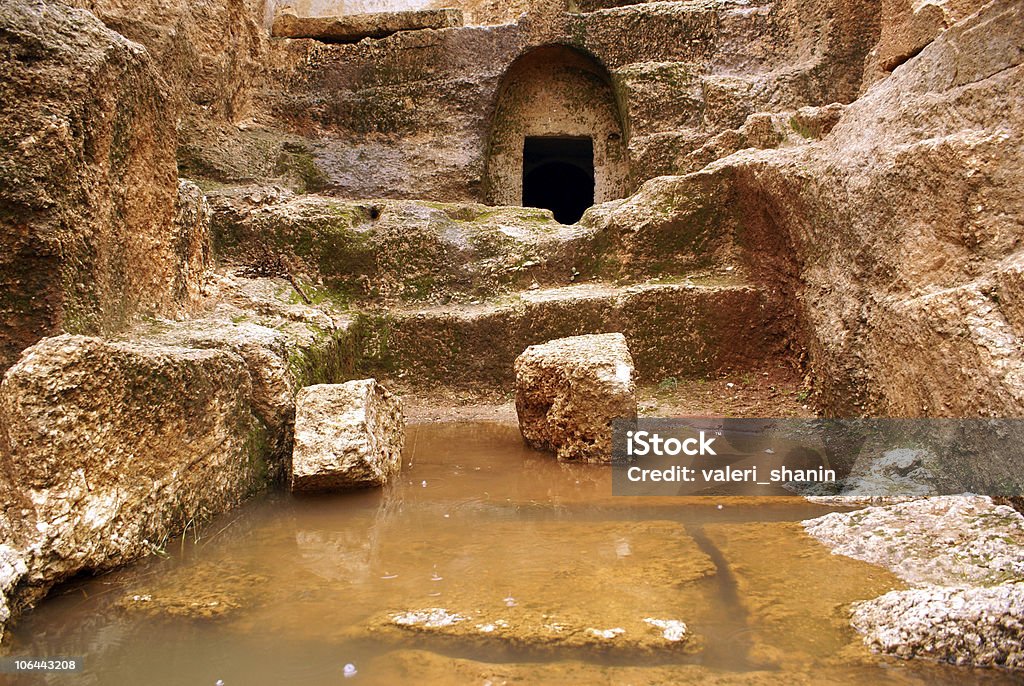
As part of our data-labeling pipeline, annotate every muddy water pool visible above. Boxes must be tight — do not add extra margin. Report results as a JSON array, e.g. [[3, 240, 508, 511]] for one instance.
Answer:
[[4, 423, 1020, 685]]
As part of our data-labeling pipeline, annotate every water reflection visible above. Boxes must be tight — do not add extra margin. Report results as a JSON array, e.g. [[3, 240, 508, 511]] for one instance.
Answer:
[[2, 423, 1018, 686]]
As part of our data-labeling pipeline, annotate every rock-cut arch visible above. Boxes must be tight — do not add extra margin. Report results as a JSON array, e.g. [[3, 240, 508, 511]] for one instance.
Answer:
[[484, 45, 630, 224]]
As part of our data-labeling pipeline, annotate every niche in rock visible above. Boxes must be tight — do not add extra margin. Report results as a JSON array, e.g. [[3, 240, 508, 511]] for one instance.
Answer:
[[485, 45, 629, 224]]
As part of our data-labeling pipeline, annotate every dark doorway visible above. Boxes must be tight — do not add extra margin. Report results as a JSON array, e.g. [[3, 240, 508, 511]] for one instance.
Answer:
[[523, 137, 595, 224]]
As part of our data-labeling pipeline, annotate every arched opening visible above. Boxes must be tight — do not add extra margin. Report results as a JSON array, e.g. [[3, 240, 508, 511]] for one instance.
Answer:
[[523, 137, 595, 224], [484, 45, 629, 224]]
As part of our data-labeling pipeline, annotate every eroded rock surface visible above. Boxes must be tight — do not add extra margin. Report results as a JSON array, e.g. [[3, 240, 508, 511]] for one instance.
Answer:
[[577, 0, 1024, 435], [0, 0, 184, 373], [208, 189, 599, 303], [291, 379, 405, 491], [272, 9, 463, 42], [0, 335, 270, 634], [515, 333, 636, 463], [804, 496, 1024, 587], [850, 583, 1024, 669], [804, 496, 1024, 670], [0, 263, 359, 637], [131, 270, 359, 456]]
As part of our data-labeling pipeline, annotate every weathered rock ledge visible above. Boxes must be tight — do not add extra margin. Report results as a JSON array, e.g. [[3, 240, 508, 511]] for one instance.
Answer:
[[271, 9, 463, 43], [804, 496, 1024, 670], [0, 271, 358, 639]]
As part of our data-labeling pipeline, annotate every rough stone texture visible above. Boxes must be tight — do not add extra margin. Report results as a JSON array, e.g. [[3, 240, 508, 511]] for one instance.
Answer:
[[208, 188, 602, 303], [274, 0, 534, 28], [770, 0, 1023, 421], [0, 334, 271, 638], [804, 496, 1024, 670], [860, 0, 987, 89], [57, 0, 270, 196], [850, 583, 1024, 669], [68, 0, 889, 202], [172, 179, 214, 306], [129, 270, 359, 456], [0, 270, 359, 638], [64, 0, 267, 123], [359, 278, 789, 387], [291, 379, 405, 491], [272, 8, 463, 42], [677, 104, 846, 175], [574, 0, 1024, 432], [0, 0, 188, 374], [514, 333, 636, 463], [803, 496, 1024, 587]]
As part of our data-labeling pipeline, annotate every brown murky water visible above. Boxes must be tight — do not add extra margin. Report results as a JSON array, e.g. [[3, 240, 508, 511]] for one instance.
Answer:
[[3, 423, 1021, 685]]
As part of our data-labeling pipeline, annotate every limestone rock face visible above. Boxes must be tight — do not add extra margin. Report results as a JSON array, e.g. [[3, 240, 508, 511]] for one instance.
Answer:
[[0, 0, 188, 374], [861, 0, 988, 90], [579, 0, 1024, 429], [0, 334, 271, 636], [514, 333, 636, 463], [850, 583, 1024, 669], [64, 0, 267, 122], [291, 380, 405, 492]]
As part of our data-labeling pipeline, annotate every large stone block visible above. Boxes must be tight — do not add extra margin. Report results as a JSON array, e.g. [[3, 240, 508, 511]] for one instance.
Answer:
[[291, 380, 405, 492], [0, 334, 271, 637], [514, 333, 636, 463]]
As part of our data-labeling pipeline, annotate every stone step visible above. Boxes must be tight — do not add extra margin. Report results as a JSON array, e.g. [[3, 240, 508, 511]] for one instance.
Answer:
[[355, 277, 791, 387], [209, 188, 745, 307], [271, 9, 463, 43], [209, 189, 612, 304]]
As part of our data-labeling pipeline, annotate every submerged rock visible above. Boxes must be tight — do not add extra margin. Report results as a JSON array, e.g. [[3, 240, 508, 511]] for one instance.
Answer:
[[514, 333, 636, 463], [704, 521, 904, 671], [368, 521, 711, 656], [382, 608, 691, 654], [118, 563, 269, 621], [291, 380, 405, 492]]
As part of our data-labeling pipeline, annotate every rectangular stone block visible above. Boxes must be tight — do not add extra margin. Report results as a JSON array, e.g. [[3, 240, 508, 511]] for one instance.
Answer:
[[291, 379, 405, 491], [514, 332, 636, 463]]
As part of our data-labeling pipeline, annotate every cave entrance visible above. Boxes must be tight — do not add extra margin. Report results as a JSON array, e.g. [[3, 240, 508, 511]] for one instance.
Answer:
[[522, 136, 595, 224]]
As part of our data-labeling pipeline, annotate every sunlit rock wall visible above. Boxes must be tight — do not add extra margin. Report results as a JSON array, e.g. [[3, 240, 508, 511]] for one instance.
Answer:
[[0, 1, 205, 374], [256, 0, 879, 202]]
